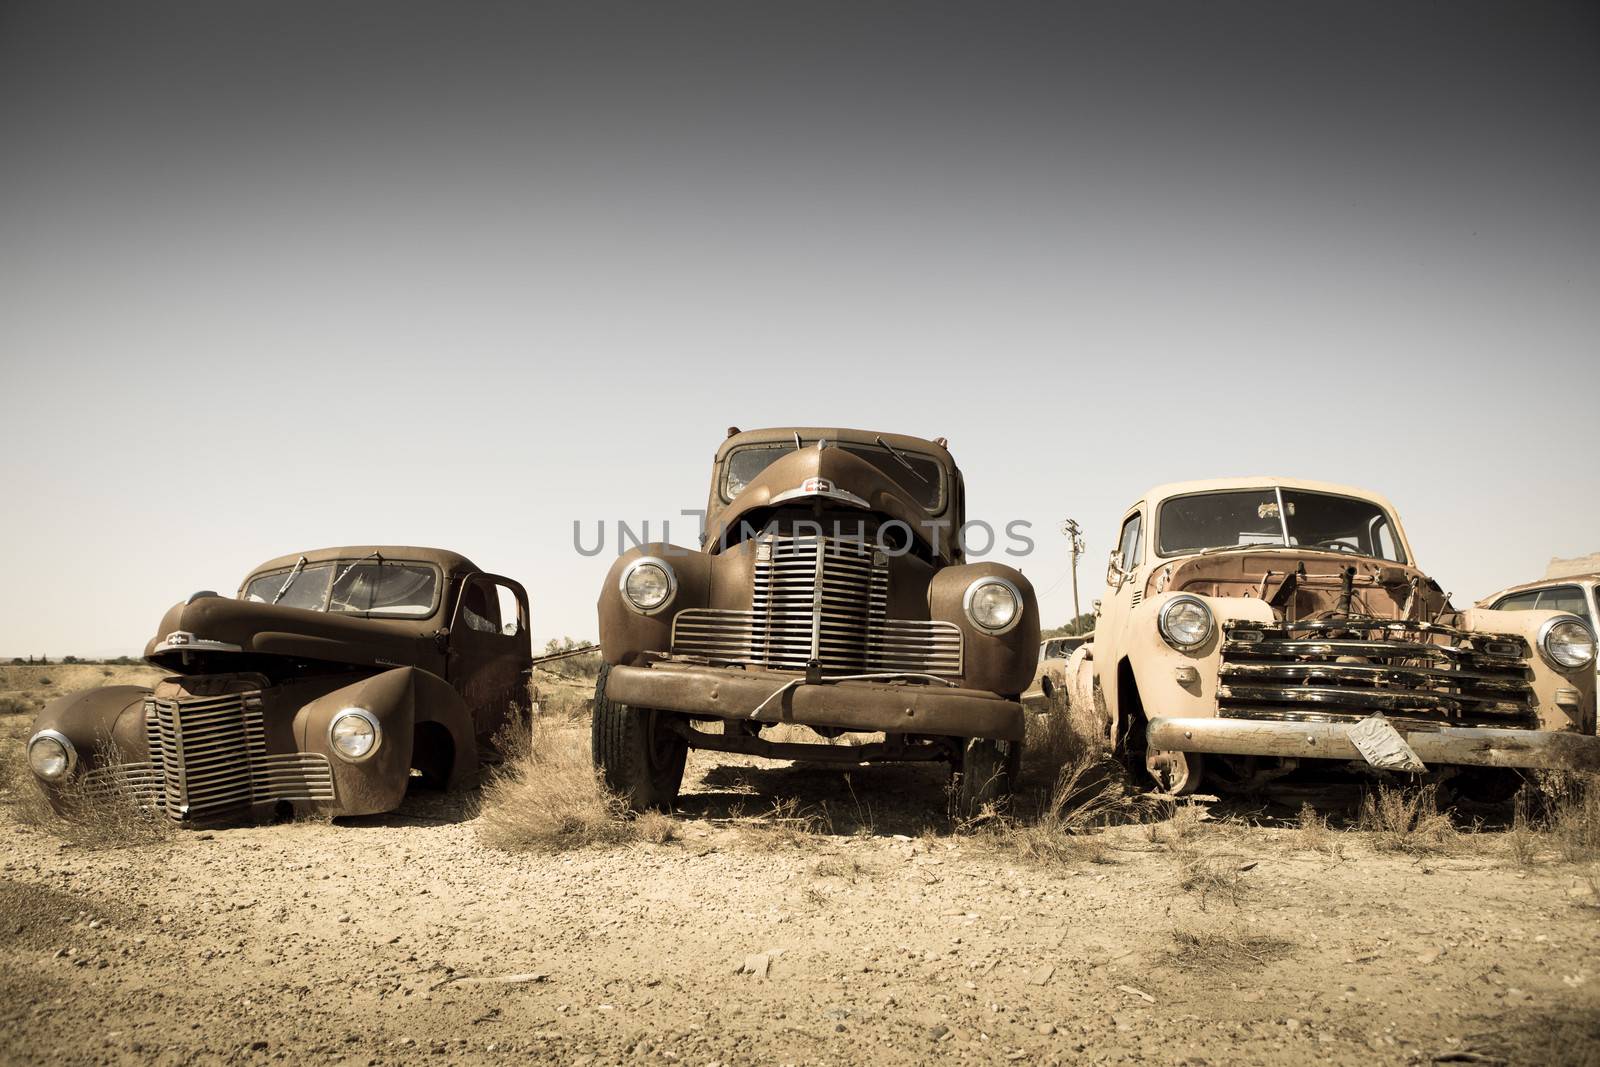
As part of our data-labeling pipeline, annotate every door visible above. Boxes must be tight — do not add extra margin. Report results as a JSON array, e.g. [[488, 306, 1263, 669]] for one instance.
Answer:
[[1092, 505, 1145, 723], [447, 573, 534, 749]]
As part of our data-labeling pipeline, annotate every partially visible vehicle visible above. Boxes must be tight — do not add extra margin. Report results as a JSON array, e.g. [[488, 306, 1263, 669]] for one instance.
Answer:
[[1021, 633, 1092, 712], [1480, 559, 1600, 697], [27, 546, 533, 824], [1088, 478, 1598, 796], [594, 426, 1039, 816]]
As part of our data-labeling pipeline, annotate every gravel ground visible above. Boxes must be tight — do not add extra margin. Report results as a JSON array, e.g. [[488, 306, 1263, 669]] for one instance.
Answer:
[[3, 672, 1598, 1066]]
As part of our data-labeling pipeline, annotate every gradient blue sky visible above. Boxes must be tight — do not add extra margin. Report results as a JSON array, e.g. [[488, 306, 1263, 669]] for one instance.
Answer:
[[2, 2, 1597, 656]]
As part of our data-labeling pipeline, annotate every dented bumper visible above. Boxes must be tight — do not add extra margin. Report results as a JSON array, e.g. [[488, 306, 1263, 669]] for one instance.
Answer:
[[605, 663, 1024, 741], [1147, 716, 1600, 773]]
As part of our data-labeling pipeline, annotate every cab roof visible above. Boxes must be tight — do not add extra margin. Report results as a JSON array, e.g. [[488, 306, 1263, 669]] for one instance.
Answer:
[[1134, 477, 1400, 516], [715, 427, 954, 466], [1481, 572, 1600, 604], [244, 546, 480, 581]]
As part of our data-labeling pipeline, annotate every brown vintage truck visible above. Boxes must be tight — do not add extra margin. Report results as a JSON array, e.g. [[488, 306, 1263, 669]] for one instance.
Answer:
[[1089, 478, 1598, 797], [593, 427, 1039, 814], [26, 546, 532, 823]]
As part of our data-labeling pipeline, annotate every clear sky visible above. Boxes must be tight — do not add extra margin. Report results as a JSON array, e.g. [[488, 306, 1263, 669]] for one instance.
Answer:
[[2, 1, 1597, 657]]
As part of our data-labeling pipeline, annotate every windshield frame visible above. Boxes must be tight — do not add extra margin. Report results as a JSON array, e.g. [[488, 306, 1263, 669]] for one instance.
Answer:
[[241, 558, 445, 620], [718, 439, 949, 514], [1153, 487, 1407, 564]]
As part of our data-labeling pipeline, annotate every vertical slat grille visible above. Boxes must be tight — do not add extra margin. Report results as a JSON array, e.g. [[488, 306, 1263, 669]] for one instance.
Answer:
[[672, 534, 962, 677], [125, 692, 336, 820]]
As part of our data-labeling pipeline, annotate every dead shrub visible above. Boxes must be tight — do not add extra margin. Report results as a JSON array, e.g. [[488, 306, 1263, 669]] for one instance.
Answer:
[[813, 854, 870, 882], [1506, 772, 1600, 866], [635, 809, 678, 845], [735, 797, 830, 848], [973, 750, 1127, 865], [2, 739, 171, 848], [1358, 783, 1456, 853], [0, 695, 31, 717], [1019, 689, 1106, 792], [1295, 803, 1345, 859], [475, 716, 643, 853], [1150, 806, 1250, 909], [1166, 927, 1295, 972]]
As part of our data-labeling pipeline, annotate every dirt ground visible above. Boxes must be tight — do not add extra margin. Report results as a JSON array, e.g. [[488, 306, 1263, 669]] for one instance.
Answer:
[[2, 667, 1598, 1067]]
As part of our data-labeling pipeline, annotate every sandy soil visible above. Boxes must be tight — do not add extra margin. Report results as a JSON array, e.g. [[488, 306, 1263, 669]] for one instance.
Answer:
[[2, 669, 1598, 1066]]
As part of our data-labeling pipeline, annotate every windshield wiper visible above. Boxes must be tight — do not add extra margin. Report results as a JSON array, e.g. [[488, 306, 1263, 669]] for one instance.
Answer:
[[270, 556, 308, 605], [1197, 542, 1287, 556], [874, 435, 930, 486], [332, 552, 382, 588]]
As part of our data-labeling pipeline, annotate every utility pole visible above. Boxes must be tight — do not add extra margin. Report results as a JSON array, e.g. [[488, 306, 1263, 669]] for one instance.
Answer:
[[1059, 518, 1084, 633]]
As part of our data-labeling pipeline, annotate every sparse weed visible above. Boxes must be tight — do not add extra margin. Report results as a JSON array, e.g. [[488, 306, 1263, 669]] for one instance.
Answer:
[[1166, 927, 1295, 972], [529, 669, 593, 721], [813, 854, 868, 882], [971, 751, 1126, 865], [736, 797, 829, 848], [1507, 772, 1600, 866], [1358, 783, 1456, 853], [1295, 803, 1345, 858], [476, 716, 650, 853]]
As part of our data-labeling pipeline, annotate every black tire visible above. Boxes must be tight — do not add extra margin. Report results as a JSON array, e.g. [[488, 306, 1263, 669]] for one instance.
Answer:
[[955, 737, 1022, 819], [591, 664, 688, 812]]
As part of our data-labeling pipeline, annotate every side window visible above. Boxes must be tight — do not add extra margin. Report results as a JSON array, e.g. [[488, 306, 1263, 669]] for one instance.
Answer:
[[1118, 512, 1144, 570], [1494, 591, 1543, 613], [457, 577, 525, 637], [1537, 585, 1591, 624], [1372, 517, 1398, 562]]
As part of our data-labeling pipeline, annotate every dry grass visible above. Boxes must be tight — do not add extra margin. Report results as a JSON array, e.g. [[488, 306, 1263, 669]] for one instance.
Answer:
[[1148, 806, 1252, 909], [1358, 783, 1457, 853], [1165, 926, 1296, 973], [1018, 688, 1106, 792], [476, 716, 670, 853], [734, 796, 831, 848], [1503, 772, 1600, 867], [1295, 803, 1346, 858], [971, 750, 1127, 865], [529, 670, 593, 721]]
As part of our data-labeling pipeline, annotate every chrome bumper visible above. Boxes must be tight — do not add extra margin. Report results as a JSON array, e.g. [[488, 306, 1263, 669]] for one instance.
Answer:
[[1147, 716, 1600, 773]]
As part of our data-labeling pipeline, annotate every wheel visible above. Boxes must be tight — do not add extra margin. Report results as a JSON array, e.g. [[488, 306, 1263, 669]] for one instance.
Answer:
[[590, 664, 687, 812], [954, 737, 1022, 819]]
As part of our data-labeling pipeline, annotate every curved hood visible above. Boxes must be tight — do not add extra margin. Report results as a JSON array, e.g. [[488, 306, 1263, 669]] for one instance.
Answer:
[[709, 443, 958, 563], [145, 595, 440, 673]]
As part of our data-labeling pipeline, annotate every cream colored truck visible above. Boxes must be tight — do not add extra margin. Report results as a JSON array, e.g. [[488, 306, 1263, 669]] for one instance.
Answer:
[[1088, 478, 1598, 797]]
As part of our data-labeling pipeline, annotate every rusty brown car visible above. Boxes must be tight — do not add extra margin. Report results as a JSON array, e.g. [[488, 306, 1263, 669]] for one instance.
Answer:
[[593, 427, 1039, 814], [1089, 478, 1598, 798], [26, 546, 532, 823]]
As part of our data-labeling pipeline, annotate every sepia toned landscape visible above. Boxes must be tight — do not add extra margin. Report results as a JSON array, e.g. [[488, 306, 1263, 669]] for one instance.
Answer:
[[4, 663, 1597, 1067]]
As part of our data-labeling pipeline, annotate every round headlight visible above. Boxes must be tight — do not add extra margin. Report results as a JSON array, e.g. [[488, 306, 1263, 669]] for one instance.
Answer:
[[328, 709, 381, 762], [1159, 595, 1214, 649], [620, 558, 675, 614], [1540, 616, 1597, 671], [964, 578, 1023, 634], [27, 731, 76, 781]]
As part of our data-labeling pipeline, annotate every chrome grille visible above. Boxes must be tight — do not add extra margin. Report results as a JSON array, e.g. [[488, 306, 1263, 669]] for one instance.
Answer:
[[672, 534, 963, 677], [141, 692, 335, 819], [1217, 618, 1536, 727]]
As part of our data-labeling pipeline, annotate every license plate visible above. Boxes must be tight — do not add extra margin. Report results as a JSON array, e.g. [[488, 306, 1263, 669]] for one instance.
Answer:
[[1348, 714, 1426, 773]]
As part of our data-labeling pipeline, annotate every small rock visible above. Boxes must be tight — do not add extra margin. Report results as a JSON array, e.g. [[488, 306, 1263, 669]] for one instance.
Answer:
[[927, 1024, 949, 1041]]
